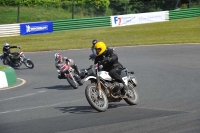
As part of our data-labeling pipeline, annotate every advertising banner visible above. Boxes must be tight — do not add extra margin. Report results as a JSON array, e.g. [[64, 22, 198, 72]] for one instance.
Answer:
[[20, 21, 53, 35], [111, 11, 167, 27]]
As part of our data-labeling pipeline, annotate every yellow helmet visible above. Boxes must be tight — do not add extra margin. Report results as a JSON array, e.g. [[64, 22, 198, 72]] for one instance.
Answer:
[[94, 41, 107, 56]]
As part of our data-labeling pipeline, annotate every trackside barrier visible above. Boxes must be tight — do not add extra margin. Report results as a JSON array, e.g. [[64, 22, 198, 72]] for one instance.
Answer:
[[0, 8, 199, 37], [53, 16, 111, 31], [0, 24, 20, 37], [169, 8, 200, 20], [0, 67, 17, 88]]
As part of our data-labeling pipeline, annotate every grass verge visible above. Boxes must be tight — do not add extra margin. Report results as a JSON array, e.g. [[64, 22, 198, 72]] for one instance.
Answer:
[[0, 65, 8, 70], [0, 17, 200, 52]]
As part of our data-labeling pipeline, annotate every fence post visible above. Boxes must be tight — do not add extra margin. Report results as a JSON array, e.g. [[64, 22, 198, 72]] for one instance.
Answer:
[[17, 5, 20, 23], [188, 0, 191, 8], [126, 2, 128, 14], [72, 1, 74, 19]]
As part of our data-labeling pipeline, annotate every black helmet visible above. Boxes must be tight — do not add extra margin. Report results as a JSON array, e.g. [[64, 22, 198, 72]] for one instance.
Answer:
[[92, 39, 98, 46]]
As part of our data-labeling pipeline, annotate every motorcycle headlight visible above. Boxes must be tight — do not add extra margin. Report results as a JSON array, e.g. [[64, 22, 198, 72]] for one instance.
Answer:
[[132, 77, 138, 86]]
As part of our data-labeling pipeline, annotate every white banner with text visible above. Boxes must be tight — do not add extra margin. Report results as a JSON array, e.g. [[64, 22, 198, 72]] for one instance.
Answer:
[[111, 11, 168, 27]]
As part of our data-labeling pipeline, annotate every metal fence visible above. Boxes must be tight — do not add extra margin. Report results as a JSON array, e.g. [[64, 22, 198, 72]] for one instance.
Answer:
[[0, 0, 200, 24]]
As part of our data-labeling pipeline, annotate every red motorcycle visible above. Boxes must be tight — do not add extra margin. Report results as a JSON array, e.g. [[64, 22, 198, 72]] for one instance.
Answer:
[[59, 63, 83, 89]]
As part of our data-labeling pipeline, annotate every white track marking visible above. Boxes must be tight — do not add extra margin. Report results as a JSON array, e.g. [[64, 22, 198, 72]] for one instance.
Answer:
[[0, 90, 46, 102], [0, 99, 84, 114], [0, 78, 26, 91]]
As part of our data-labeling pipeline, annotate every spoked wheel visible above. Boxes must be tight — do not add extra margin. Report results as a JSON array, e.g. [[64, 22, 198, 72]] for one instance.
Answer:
[[123, 82, 139, 105], [66, 76, 78, 89], [24, 60, 34, 69], [85, 84, 108, 112]]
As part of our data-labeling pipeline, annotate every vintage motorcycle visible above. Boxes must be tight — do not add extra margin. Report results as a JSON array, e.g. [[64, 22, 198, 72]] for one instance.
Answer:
[[83, 62, 139, 112], [58, 63, 83, 89], [0, 47, 34, 69]]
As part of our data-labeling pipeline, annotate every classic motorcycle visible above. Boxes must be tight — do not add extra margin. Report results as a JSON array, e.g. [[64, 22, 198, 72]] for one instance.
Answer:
[[58, 63, 83, 89], [0, 47, 34, 69], [83, 62, 139, 112]]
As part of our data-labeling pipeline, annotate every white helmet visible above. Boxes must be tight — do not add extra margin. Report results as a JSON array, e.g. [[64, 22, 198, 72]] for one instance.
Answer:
[[54, 53, 62, 63], [4, 42, 10, 49]]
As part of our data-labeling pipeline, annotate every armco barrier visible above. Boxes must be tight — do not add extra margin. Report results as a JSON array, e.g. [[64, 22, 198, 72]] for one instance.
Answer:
[[53, 16, 111, 31], [0, 24, 20, 37], [0, 67, 17, 88], [169, 8, 200, 20]]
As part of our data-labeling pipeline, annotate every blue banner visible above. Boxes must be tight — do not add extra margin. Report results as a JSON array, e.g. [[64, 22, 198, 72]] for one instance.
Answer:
[[20, 21, 53, 35]]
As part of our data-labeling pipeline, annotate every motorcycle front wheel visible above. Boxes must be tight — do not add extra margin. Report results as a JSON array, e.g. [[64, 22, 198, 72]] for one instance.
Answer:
[[85, 84, 108, 112], [66, 76, 78, 89], [24, 60, 34, 69], [123, 82, 139, 105]]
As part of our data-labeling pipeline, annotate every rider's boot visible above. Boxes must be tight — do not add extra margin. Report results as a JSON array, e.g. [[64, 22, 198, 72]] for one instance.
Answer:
[[74, 64, 81, 76], [121, 83, 128, 96]]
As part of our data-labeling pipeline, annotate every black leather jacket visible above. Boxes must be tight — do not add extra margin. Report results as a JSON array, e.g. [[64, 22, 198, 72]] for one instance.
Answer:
[[2, 46, 17, 56], [94, 48, 123, 72]]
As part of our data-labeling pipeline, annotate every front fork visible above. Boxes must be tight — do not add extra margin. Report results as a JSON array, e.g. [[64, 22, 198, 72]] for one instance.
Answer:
[[20, 55, 29, 63], [96, 70, 103, 98], [66, 70, 77, 84]]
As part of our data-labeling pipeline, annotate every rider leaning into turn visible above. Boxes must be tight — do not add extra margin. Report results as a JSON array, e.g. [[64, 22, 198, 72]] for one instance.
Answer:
[[94, 41, 128, 95], [2, 42, 20, 65], [54, 53, 81, 79]]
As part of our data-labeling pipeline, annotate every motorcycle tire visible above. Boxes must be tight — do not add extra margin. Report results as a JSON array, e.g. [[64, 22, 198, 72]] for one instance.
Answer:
[[66, 76, 78, 89], [85, 83, 108, 112], [76, 76, 84, 86], [24, 60, 34, 69], [123, 82, 139, 105]]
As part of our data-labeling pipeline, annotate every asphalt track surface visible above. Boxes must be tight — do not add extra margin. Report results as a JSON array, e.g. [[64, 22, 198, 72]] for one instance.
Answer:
[[0, 44, 200, 133]]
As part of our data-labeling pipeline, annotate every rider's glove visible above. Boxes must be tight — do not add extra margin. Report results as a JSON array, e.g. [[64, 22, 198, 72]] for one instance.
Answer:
[[17, 46, 21, 49], [89, 54, 96, 60]]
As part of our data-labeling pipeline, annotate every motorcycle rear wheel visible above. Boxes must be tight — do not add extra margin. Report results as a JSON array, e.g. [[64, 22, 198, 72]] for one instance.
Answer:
[[85, 84, 108, 112], [123, 82, 139, 105], [66, 76, 78, 89]]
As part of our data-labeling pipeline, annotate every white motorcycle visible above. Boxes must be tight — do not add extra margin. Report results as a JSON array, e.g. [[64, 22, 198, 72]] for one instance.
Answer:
[[83, 62, 139, 112]]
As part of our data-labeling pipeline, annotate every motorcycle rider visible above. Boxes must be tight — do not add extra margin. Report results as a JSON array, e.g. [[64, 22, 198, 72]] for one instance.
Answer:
[[2, 42, 20, 65], [94, 41, 128, 95], [54, 53, 81, 79], [89, 39, 98, 60]]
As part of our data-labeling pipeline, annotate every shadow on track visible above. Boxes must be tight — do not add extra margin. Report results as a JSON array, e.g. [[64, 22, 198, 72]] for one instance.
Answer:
[[8, 67, 31, 70], [55, 103, 128, 114], [33, 85, 75, 90]]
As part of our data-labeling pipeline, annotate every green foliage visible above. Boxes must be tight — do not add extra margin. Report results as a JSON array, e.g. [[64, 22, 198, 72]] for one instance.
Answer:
[[191, 0, 200, 7], [0, 0, 61, 7], [181, 3, 189, 9], [84, 0, 110, 14]]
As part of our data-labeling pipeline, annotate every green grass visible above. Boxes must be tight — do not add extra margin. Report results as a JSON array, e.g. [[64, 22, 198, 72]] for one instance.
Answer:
[[0, 65, 8, 70], [0, 6, 94, 24], [0, 17, 200, 52], [0, 6, 73, 24]]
